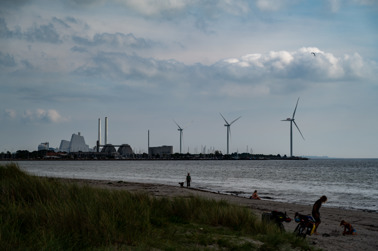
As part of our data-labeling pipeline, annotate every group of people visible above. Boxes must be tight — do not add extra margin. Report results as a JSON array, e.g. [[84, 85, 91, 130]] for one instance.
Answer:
[[184, 175, 356, 236], [251, 192, 356, 236], [312, 195, 356, 235]]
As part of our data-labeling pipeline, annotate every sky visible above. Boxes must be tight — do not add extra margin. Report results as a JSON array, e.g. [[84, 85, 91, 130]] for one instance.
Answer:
[[1, 0, 378, 158]]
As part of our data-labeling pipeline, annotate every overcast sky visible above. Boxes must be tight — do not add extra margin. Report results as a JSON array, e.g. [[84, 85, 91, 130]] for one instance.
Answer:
[[1, 0, 378, 158]]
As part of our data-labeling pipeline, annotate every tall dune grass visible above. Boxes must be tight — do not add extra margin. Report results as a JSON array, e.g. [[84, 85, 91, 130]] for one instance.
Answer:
[[0, 163, 313, 250]]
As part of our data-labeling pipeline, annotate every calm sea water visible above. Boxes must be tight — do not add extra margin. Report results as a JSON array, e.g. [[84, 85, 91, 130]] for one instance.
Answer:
[[15, 159, 378, 212]]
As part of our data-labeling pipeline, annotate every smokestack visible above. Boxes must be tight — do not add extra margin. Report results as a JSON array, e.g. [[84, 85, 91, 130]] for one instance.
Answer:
[[148, 130, 150, 157], [98, 118, 101, 145], [105, 117, 108, 145]]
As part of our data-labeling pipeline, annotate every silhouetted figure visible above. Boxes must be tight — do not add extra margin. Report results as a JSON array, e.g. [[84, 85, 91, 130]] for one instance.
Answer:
[[312, 195, 327, 234], [186, 173, 191, 187]]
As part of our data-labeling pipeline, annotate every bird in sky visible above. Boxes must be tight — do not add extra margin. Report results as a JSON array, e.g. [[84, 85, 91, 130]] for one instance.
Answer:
[[311, 52, 316, 56]]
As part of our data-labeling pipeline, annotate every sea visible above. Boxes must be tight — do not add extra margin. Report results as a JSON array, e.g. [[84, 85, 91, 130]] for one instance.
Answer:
[[13, 159, 378, 212]]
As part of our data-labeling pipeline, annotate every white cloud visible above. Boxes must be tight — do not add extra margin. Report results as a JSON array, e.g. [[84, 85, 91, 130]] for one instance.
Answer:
[[117, 0, 191, 16], [3, 109, 17, 119], [22, 109, 67, 123], [219, 47, 376, 81], [328, 0, 341, 12], [255, 0, 292, 11]]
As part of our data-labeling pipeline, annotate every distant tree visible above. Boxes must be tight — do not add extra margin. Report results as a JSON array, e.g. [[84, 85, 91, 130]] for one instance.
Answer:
[[16, 150, 30, 159]]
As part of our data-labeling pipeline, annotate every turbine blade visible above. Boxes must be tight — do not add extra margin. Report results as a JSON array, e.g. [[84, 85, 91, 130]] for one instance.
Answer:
[[292, 97, 300, 119], [173, 119, 182, 130], [293, 121, 305, 140], [230, 116, 241, 125], [220, 113, 229, 125]]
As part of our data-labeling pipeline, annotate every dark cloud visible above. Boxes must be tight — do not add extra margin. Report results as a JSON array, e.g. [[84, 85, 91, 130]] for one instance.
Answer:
[[0, 18, 20, 39], [52, 17, 71, 29], [20, 60, 34, 70], [0, 0, 29, 9], [0, 17, 61, 43], [70, 46, 88, 53], [0, 51, 16, 67], [25, 23, 61, 43], [72, 32, 155, 49]]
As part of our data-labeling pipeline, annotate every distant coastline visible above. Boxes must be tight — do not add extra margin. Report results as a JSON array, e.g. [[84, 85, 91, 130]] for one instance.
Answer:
[[1, 150, 308, 161]]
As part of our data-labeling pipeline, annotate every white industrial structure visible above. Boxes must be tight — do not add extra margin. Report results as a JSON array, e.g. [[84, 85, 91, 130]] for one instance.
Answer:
[[59, 132, 90, 153], [38, 142, 49, 151]]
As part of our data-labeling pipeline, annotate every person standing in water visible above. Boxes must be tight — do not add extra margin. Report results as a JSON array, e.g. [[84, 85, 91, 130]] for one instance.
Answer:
[[186, 173, 191, 187], [312, 195, 327, 234]]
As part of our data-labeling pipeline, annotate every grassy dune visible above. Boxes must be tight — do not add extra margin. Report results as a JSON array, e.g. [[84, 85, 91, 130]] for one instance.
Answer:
[[0, 163, 314, 250]]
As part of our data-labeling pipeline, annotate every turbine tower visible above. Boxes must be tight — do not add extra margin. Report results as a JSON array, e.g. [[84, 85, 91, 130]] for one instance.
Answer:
[[220, 113, 241, 155], [281, 98, 305, 157], [174, 120, 183, 154]]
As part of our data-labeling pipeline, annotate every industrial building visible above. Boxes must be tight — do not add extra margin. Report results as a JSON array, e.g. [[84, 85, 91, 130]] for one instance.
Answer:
[[38, 142, 49, 151], [59, 132, 91, 153], [149, 145, 173, 156], [118, 144, 133, 157]]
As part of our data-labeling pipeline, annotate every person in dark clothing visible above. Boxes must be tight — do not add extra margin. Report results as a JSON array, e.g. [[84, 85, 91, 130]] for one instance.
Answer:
[[312, 195, 327, 234], [186, 173, 191, 187]]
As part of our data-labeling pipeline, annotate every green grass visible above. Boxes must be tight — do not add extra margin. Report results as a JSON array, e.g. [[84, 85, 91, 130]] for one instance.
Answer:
[[0, 163, 315, 250]]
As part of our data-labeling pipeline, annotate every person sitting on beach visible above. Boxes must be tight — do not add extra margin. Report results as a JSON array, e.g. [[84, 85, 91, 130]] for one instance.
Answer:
[[250, 190, 261, 200], [340, 220, 357, 235]]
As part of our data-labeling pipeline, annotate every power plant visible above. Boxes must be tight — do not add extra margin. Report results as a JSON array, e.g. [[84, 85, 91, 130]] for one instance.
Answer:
[[31, 98, 308, 160], [96, 117, 133, 157]]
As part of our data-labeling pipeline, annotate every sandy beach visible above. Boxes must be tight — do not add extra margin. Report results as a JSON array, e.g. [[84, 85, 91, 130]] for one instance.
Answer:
[[60, 178, 378, 251]]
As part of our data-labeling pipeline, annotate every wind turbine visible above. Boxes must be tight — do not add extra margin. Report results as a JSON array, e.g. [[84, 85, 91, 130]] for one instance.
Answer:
[[174, 120, 184, 154], [220, 113, 241, 155], [281, 98, 305, 157]]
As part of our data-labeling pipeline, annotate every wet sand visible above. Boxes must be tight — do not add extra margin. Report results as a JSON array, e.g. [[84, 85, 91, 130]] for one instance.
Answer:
[[59, 178, 378, 251]]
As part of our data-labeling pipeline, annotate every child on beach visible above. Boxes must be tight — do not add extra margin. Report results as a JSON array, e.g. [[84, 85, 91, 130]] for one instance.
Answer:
[[340, 220, 357, 235]]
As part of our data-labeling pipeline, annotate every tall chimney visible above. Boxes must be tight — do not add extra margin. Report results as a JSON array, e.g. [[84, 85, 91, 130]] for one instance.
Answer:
[[105, 117, 108, 145], [98, 118, 101, 145]]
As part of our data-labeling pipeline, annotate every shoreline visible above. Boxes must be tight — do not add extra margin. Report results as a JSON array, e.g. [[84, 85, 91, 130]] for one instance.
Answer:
[[58, 177, 378, 251]]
